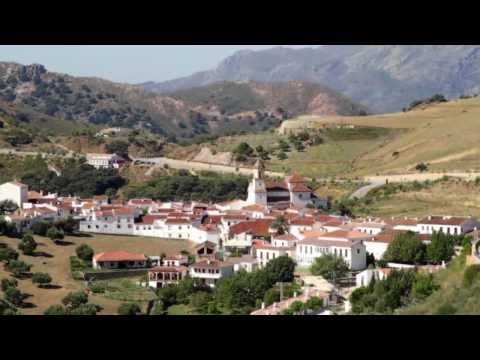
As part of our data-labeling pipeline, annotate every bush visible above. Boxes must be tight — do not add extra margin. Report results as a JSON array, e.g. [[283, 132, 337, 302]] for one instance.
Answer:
[[6, 260, 31, 277], [383, 232, 426, 265], [47, 227, 64, 243], [305, 296, 324, 312], [89, 282, 107, 294], [44, 305, 67, 315], [1, 278, 18, 291], [0, 247, 19, 263], [435, 303, 457, 315], [62, 291, 88, 309], [310, 254, 349, 281], [118, 303, 142, 315], [31, 221, 51, 236], [31, 272, 52, 288], [463, 265, 480, 288], [76, 244, 94, 262], [4, 287, 27, 306], [18, 234, 38, 255]]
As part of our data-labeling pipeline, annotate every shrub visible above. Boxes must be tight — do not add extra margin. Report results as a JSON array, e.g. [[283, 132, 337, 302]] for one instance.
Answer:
[[44, 305, 67, 315], [31, 272, 52, 288], [0, 247, 19, 263], [18, 234, 37, 255], [118, 303, 142, 316], [6, 260, 31, 277], [4, 287, 27, 306], [435, 303, 457, 315], [1, 278, 18, 291], [76, 244, 94, 262], [62, 291, 88, 309], [463, 265, 480, 288]]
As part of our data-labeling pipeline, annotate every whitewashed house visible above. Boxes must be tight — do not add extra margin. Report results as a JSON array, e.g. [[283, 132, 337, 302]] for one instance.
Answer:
[[189, 259, 234, 288], [295, 230, 369, 271], [417, 216, 480, 236], [0, 181, 29, 208], [86, 153, 126, 169]]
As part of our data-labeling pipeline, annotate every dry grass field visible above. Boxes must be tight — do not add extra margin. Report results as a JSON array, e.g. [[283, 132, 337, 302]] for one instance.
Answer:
[[280, 97, 480, 177], [0, 234, 194, 315], [355, 178, 480, 218]]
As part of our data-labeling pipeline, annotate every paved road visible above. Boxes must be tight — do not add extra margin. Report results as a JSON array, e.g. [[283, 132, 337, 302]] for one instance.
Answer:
[[349, 180, 385, 200], [132, 156, 286, 178]]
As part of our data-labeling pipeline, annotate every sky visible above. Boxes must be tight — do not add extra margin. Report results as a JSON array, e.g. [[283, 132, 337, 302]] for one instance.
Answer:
[[0, 45, 318, 84]]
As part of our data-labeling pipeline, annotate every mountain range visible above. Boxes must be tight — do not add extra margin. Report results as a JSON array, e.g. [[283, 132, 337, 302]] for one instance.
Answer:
[[141, 45, 480, 113], [0, 62, 367, 140]]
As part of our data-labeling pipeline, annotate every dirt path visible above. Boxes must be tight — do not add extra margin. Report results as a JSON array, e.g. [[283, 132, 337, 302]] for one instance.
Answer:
[[134, 156, 286, 178]]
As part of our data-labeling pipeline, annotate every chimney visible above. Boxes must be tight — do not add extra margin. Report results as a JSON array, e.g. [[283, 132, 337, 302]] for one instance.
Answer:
[[261, 302, 265, 310]]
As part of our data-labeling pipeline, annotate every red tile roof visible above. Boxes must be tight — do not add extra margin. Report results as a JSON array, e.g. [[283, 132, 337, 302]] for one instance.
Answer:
[[242, 204, 267, 212], [287, 174, 306, 183], [229, 219, 273, 237], [137, 215, 166, 225], [165, 218, 191, 225], [94, 251, 146, 262], [290, 183, 311, 193], [273, 233, 298, 241], [290, 217, 315, 226]]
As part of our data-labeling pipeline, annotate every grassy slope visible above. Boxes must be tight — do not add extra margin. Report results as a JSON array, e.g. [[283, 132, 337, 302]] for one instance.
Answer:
[[354, 178, 480, 218], [400, 254, 480, 315], [0, 234, 194, 315], [280, 97, 480, 176]]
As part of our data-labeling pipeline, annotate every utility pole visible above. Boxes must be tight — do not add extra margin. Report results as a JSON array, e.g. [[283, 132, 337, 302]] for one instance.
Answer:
[[279, 282, 284, 301]]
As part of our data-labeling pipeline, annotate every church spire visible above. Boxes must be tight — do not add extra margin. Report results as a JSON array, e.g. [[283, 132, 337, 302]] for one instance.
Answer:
[[254, 159, 265, 179]]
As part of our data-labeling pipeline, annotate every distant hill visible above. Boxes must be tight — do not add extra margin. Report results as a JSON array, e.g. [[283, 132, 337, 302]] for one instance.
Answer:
[[0, 62, 368, 140], [141, 45, 480, 113]]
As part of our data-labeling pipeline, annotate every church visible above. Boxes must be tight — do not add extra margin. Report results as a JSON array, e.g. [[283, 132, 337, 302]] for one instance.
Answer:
[[246, 160, 328, 209]]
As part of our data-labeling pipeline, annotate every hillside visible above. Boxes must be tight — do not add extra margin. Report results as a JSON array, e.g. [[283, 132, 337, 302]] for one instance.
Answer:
[[141, 45, 480, 113], [0, 62, 367, 140], [189, 96, 480, 179]]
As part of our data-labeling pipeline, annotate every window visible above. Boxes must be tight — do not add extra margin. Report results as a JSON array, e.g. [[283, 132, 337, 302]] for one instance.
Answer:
[[117, 225, 121, 229], [273, 253, 276, 259], [260, 252, 263, 259], [357, 249, 360, 254], [345, 249, 349, 257], [310, 246, 313, 254], [104, 224, 108, 228], [266, 253, 270, 260], [87, 225, 91, 229], [96, 225, 99, 229], [454, 227, 458, 235]]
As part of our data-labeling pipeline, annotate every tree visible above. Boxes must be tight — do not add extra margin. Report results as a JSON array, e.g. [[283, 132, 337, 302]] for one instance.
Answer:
[[1, 278, 18, 292], [189, 292, 213, 314], [31, 221, 51, 236], [44, 305, 67, 315], [6, 260, 31, 277], [305, 296, 323, 312], [463, 264, 480, 288], [415, 163, 428, 173], [0, 247, 19, 263], [4, 287, 27, 306], [0, 200, 18, 215], [412, 273, 439, 302], [31, 272, 52, 288], [62, 291, 88, 310], [18, 234, 37, 255], [55, 217, 78, 235], [271, 216, 288, 235], [289, 301, 305, 314], [76, 244, 94, 262], [46, 227, 64, 244], [310, 254, 349, 281], [118, 303, 142, 315], [105, 140, 129, 159], [277, 151, 288, 160], [383, 232, 426, 265], [264, 256, 296, 283], [69, 303, 99, 315], [232, 142, 255, 162], [426, 231, 455, 264], [255, 145, 270, 160]]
